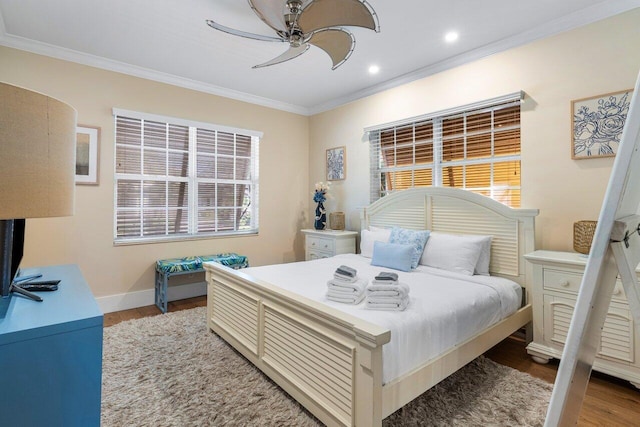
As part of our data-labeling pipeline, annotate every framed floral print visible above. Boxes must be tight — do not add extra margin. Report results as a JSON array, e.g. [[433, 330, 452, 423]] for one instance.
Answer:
[[572, 89, 632, 159], [326, 146, 346, 181], [75, 125, 100, 185]]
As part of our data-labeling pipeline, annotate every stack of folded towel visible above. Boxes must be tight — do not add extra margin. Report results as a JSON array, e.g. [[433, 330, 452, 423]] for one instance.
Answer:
[[326, 265, 367, 304], [365, 271, 410, 311]]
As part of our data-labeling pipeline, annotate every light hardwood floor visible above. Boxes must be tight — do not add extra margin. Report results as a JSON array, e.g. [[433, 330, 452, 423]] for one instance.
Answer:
[[104, 296, 640, 426]]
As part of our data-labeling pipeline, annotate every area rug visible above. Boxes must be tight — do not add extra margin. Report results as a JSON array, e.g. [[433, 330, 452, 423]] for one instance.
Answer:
[[102, 307, 552, 426]]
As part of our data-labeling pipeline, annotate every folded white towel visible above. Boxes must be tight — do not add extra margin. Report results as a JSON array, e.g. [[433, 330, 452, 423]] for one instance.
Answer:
[[367, 288, 409, 299], [327, 278, 367, 294], [333, 273, 357, 284], [327, 288, 360, 298], [327, 292, 365, 305], [367, 282, 410, 298], [371, 279, 399, 287], [365, 295, 410, 311], [367, 294, 407, 303]]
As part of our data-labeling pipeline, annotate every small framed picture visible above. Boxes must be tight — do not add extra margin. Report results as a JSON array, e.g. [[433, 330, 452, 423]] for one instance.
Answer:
[[326, 146, 346, 181], [571, 89, 632, 159], [75, 125, 100, 185]]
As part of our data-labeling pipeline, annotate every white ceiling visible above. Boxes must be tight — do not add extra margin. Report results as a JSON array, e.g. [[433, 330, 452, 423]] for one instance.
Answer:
[[0, 0, 638, 115]]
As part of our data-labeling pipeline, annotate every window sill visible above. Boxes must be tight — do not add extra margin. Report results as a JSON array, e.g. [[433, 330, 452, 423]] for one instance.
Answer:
[[113, 230, 258, 247]]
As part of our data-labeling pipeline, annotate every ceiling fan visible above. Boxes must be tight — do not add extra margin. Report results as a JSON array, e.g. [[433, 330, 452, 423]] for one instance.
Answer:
[[206, 0, 379, 70]]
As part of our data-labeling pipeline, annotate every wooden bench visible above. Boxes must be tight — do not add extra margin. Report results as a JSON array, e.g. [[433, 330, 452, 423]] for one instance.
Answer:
[[155, 253, 248, 313]]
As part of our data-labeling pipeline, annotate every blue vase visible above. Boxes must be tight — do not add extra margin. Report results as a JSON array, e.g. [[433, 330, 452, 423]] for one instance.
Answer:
[[314, 202, 326, 230]]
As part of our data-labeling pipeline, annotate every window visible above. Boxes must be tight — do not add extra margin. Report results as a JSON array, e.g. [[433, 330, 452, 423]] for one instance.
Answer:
[[368, 92, 522, 207], [113, 109, 261, 243]]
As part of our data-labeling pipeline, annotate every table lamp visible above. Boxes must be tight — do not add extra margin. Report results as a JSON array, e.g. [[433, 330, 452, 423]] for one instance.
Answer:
[[0, 82, 76, 301]]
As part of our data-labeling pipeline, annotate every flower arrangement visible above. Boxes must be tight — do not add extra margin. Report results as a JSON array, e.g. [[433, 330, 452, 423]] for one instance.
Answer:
[[313, 181, 330, 230], [313, 181, 331, 203]]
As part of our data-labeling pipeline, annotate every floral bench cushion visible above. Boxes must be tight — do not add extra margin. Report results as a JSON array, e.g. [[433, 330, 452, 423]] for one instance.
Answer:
[[156, 253, 248, 275]]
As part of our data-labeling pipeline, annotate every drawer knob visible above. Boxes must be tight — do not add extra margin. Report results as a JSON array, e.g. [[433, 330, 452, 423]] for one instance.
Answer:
[[312, 242, 316, 246], [560, 281, 570, 287], [324, 244, 328, 248]]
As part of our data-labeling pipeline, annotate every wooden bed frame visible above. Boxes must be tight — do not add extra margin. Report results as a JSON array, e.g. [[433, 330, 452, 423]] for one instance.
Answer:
[[204, 187, 538, 426]]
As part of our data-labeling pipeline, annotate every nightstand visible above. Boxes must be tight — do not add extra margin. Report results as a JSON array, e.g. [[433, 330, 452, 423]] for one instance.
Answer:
[[525, 250, 640, 388], [301, 229, 357, 261]]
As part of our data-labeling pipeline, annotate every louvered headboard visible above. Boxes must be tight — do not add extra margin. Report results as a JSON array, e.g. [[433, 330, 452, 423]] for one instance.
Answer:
[[360, 188, 539, 286]]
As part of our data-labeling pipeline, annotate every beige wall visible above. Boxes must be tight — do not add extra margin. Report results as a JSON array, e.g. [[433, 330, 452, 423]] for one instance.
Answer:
[[0, 46, 310, 302], [309, 9, 640, 252]]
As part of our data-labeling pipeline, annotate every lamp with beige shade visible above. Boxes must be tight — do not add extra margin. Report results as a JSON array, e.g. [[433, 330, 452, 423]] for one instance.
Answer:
[[0, 82, 76, 301]]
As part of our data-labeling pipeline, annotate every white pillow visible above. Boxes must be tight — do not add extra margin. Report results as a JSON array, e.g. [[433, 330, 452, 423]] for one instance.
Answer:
[[419, 232, 487, 276], [474, 235, 493, 276], [360, 227, 391, 258]]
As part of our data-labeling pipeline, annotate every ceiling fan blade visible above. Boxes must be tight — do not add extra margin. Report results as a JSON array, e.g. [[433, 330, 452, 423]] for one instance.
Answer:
[[206, 20, 284, 42], [309, 28, 355, 69], [298, 0, 379, 34], [249, 0, 287, 34], [253, 44, 310, 68]]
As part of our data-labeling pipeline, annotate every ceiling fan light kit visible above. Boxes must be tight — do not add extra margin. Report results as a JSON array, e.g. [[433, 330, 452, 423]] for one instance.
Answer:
[[206, 0, 379, 70]]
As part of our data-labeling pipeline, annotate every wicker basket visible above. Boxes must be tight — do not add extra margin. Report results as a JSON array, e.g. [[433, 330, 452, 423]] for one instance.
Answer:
[[329, 212, 345, 230], [573, 220, 597, 254]]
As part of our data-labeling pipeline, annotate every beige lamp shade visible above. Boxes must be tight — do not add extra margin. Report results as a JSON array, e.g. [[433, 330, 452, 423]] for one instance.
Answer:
[[0, 82, 77, 219]]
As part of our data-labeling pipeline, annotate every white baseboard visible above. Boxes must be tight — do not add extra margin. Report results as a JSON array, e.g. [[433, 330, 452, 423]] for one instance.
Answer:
[[96, 281, 207, 314]]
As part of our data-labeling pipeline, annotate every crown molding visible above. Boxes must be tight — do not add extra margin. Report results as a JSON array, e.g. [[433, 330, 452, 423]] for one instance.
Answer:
[[0, 32, 310, 116]]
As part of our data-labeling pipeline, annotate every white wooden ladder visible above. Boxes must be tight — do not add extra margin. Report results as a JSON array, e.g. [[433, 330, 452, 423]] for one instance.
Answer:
[[545, 70, 640, 425]]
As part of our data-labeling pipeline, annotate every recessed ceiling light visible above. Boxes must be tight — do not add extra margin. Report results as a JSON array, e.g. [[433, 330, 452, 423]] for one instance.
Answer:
[[445, 31, 459, 43], [368, 65, 380, 74]]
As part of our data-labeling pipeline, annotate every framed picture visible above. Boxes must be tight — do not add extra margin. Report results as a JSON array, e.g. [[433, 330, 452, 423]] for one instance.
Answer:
[[571, 89, 632, 159], [326, 146, 346, 181], [75, 125, 100, 185]]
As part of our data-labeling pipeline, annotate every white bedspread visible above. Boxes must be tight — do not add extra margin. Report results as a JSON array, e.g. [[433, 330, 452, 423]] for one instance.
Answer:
[[243, 253, 522, 384]]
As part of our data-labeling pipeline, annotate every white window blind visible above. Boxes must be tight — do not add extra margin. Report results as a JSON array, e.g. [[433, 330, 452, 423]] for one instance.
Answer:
[[368, 92, 522, 207], [113, 109, 261, 243]]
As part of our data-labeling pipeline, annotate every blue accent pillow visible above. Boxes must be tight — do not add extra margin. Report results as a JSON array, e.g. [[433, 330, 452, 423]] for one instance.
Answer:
[[389, 227, 431, 269], [371, 241, 414, 272]]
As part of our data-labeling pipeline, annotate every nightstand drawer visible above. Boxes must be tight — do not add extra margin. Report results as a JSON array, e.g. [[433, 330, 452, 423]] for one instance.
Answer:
[[306, 236, 334, 253], [543, 269, 581, 293], [543, 268, 627, 302], [301, 229, 357, 261], [308, 250, 332, 260]]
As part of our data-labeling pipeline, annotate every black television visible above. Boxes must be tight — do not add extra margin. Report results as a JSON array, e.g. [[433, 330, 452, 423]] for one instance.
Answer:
[[0, 219, 26, 298]]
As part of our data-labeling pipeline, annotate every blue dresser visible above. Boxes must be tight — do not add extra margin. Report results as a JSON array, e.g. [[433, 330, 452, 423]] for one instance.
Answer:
[[0, 264, 103, 427]]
